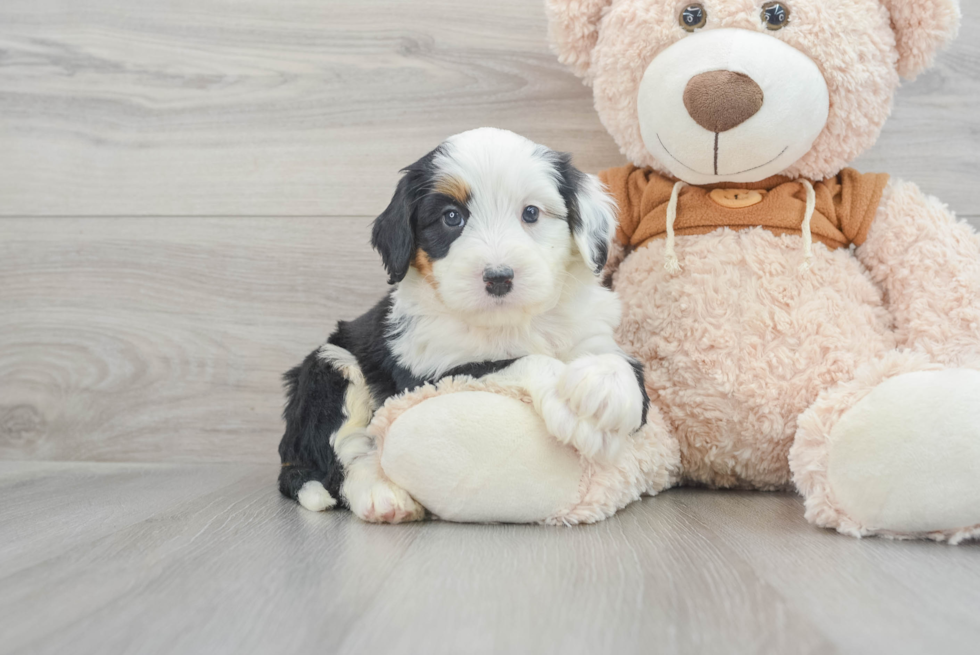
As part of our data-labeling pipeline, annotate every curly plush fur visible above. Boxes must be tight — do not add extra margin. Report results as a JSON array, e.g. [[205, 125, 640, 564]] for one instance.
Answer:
[[613, 222, 896, 490]]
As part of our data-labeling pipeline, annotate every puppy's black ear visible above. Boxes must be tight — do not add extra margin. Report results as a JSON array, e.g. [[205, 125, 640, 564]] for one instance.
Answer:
[[552, 153, 617, 275], [372, 174, 416, 285], [371, 151, 436, 285]]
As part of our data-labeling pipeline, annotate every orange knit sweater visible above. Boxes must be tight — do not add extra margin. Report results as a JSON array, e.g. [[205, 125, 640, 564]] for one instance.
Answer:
[[599, 165, 890, 251]]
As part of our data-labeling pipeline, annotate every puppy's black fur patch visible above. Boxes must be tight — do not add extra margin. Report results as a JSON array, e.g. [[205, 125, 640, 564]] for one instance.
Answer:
[[371, 148, 449, 284], [278, 354, 351, 506], [277, 292, 523, 508], [550, 151, 610, 274], [443, 359, 518, 379], [329, 294, 423, 400], [628, 358, 651, 427], [414, 192, 470, 261], [278, 294, 417, 507]]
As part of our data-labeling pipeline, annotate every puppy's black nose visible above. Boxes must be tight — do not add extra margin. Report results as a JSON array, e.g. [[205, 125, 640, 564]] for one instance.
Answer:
[[483, 266, 514, 297]]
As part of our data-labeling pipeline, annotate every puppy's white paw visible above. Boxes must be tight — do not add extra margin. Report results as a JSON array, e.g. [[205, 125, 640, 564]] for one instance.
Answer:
[[297, 480, 337, 512], [558, 354, 644, 437], [538, 387, 624, 462], [346, 477, 425, 524]]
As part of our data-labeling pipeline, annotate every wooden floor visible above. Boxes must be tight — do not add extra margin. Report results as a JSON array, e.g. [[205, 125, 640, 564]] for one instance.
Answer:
[[2, 0, 980, 653], [0, 462, 977, 655]]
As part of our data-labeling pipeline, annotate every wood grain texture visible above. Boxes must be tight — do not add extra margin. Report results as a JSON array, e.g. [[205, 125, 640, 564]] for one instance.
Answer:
[[672, 491, 980, 654], [0, 217, 387, 464], [0, 460, 265, 576], [1, 463, 977, 655], [0, 0, 978, 218]]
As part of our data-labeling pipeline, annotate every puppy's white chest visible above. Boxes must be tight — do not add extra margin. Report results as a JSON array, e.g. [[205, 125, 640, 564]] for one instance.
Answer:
[[393, 320, 568, 378]]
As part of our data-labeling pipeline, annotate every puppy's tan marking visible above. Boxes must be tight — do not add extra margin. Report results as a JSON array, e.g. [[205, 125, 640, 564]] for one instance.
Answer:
[[413, 251, 438, 288], [434, 176, 471, 205]]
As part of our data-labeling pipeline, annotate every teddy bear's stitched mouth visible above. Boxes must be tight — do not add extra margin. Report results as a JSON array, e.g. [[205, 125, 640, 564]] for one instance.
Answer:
[[657, 133, 789, 179]]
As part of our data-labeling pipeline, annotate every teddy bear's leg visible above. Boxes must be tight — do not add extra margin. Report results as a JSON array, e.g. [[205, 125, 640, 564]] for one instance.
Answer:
[[792, 181, 980, 542], [790, 351, 980, 543], [338, 430, 425, 524], [372, 356, 681, 524]]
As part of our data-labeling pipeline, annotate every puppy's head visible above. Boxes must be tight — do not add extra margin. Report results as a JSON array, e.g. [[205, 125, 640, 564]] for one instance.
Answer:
[[372, 128, 615, 323]]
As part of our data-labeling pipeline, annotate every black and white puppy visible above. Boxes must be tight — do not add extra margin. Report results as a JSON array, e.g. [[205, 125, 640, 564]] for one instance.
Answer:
[[278, 128, 649, 523]]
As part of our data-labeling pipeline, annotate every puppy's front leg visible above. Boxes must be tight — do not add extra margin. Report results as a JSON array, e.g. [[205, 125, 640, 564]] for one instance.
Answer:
[[551, 353, 647, 455], [536, 334, 648, 461], [338, 431, 425, 524], [481, 354, 646, 462]]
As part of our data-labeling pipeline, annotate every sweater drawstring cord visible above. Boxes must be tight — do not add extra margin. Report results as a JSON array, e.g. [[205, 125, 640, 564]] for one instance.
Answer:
[[664, 180, 686, 274], [800, 179, 816, 272]]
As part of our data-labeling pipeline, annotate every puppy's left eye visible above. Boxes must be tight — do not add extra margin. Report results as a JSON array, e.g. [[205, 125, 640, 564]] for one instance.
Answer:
[[522, 206, 540, 224], [762, 2, 790, 30], [443, 209, 464, 227]]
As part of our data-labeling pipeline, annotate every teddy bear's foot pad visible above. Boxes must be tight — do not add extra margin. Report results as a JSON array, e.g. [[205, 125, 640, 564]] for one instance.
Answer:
[[827, 369, 980, 536]]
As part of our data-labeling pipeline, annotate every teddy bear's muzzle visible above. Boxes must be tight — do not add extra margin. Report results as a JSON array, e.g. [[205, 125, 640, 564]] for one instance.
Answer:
[[636, 28, 829, 185]]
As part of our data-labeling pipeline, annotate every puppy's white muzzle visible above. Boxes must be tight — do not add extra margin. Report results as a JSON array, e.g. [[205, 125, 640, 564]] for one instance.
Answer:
[[637, 28, 830, 184]]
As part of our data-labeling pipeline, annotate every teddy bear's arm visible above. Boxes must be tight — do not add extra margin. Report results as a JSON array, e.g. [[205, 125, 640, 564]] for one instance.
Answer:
[[856, 180, 980, 366]]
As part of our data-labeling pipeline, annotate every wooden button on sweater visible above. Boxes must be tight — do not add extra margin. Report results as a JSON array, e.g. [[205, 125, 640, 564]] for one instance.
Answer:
[[709, 188, 767, 209]]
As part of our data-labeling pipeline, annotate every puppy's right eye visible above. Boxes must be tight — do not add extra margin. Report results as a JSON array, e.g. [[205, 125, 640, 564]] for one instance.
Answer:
[[679, 4, 706, 32], [443, 210, 464, 227]]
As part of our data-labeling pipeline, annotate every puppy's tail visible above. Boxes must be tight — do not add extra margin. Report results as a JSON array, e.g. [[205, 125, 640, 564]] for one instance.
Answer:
[[278, 464, 344, 512]]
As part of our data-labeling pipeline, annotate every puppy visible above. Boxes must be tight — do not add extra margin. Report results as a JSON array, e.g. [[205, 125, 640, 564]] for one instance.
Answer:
[[277, 128, 649, 522]]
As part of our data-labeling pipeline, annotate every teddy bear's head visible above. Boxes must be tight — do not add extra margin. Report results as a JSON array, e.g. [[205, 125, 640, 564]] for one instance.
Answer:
[[547, 0, 960, 184]]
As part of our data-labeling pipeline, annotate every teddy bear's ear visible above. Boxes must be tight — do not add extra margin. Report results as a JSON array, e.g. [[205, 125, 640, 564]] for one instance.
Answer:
[[545, 0, 614, 80], [880, 0, 961, 80]]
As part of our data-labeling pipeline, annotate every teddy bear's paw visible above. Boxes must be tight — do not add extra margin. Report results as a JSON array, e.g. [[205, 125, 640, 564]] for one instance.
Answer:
[[345, 476, 425, 524], [538, 388, 625, 462], [556, 354, 645, 438]]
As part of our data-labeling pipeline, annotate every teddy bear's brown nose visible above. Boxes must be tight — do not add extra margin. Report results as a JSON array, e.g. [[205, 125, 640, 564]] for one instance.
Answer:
[[683, 70, 765, 133]]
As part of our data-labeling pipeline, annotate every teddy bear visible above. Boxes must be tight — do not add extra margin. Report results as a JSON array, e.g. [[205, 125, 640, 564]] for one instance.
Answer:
[[539, 0, 980, 542]]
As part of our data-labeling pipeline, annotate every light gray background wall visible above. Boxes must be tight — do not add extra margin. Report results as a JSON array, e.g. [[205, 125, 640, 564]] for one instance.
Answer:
[[1, 0, 978, 464]]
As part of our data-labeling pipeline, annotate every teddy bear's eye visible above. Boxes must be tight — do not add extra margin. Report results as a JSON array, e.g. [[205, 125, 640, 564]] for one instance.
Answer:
[[679, 4, 707, 32], [762, 2, 790, 30]]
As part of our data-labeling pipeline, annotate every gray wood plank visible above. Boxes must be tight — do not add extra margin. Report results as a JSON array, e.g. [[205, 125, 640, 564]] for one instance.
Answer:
[[0, 0, 978, 218], [669, 490, 980, 655], [0, 463, 424, 655], [1, 462, 978, 655], [0, 0, 614, 217], [0, 461, 266, 577], [335, 498, 834, 655], [0, 217, 388, 464]]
